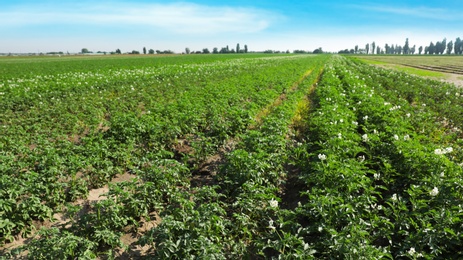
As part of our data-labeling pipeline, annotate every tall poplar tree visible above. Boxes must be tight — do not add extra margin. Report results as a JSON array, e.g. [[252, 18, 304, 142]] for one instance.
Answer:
[[403, 38, 410, 55]]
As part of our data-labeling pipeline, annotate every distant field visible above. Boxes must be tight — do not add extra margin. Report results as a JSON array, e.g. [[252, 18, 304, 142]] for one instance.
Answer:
[[355, 55, 463, 75]]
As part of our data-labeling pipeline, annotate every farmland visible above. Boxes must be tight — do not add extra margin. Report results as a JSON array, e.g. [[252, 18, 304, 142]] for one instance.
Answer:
[[1, 54, 463, 259], [356, 55, 463, 87], [355, 55, 463, 75]]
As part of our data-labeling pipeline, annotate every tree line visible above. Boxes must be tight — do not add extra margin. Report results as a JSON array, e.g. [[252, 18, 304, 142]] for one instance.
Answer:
[[339, 37, 463, 55], [81, 43, 324, 56]]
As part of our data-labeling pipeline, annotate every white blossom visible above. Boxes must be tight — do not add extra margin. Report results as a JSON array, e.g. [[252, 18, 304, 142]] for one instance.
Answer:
[[394, 134, 399, 141], [268, 220, 276, 231], [435, 147, 453, 155], [430, 187, 439, 197], [391, 194, 398, 201], [408, 247, 416, 256], [404, 134, 410, 141], [269, 198, 278, 208], [318, 154, 327, 161], [362, 134, 369, 142]]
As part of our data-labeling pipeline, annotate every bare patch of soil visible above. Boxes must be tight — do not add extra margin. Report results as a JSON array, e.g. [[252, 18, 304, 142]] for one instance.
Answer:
[[440, 73, 463, 87], [115, 212, 161, 259], [190, 139, 238, 189], [0, 172, 139, 255]]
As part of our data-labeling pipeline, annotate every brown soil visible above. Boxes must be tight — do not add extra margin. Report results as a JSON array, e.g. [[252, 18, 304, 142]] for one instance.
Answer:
[[0, 172, 140, 257], [440, 73, 463, 87]]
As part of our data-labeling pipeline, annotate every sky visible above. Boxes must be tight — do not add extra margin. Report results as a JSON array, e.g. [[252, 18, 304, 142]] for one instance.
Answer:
[[2, 0, 463, 53]]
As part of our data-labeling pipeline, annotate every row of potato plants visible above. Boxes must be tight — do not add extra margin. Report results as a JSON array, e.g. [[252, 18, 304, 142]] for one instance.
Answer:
[[292, 55, 463, 258], [1, 55, 329, 258], [138, 57, 327, 258]]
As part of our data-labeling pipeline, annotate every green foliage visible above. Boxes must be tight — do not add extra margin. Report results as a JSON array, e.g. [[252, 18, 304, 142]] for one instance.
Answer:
[[2, 53, 463, 258]]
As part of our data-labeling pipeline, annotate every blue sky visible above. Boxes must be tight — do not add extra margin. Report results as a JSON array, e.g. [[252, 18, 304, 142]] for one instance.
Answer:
[[2, 0, 463, 53]]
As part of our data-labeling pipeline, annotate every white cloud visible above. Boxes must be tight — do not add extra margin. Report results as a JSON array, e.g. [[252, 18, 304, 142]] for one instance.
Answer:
[[348, 4, 461, 21], [0, 2, 280, 34]]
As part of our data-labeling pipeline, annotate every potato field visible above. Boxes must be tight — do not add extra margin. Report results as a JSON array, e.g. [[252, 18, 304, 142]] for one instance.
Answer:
[[1, 54, 463, 259]]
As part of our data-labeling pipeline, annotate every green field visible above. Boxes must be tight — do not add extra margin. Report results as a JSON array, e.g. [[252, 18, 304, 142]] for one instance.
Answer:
[[2, 54, 463, 259]]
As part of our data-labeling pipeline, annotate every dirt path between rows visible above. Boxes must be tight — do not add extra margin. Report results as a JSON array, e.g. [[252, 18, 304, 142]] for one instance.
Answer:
[[1, 172, 157, 258]]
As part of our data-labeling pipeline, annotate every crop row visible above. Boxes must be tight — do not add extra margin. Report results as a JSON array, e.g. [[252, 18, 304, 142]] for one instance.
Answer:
[[293, 56, 463, 258]]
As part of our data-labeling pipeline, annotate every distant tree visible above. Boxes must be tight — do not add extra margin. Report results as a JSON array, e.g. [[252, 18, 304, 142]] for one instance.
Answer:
[[226, 45, 229, 52], [156, 50, 161, 54], [424, 46, 429, 55], [447, 41, 453, 54], [244, 44, 248, 53], [355, 45, 359, 54], [385, 44, 390, 54], [148, 49, 155, 54], [429, 42, 436, 55], [434, 39, 446, 55], [397, 45, 403, 55], [115, 48, 121, 54], [365, 43, 370, 54], [403, 38, 410, 55], [455, 37, 462, 55], [419, 46, 423, 55], [440, 38, 447, 54], [143, 47, 146, 54], [376, 46, 380, 54], [81, 48, 89, 54], [131, 50, 140, 54], [410, 45, 416, 55], [212, 47, 218, 54], [371, 42, 376, 55], [185, 48, 191, 54], [202, 48, 210, 54], [313, 47, 323, 54], [236, 43, 240, 53]]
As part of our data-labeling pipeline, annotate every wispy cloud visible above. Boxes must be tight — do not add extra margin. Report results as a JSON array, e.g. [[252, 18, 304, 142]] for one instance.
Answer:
[[347, 4, 460, 21], [0, 2, 280, 34]]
